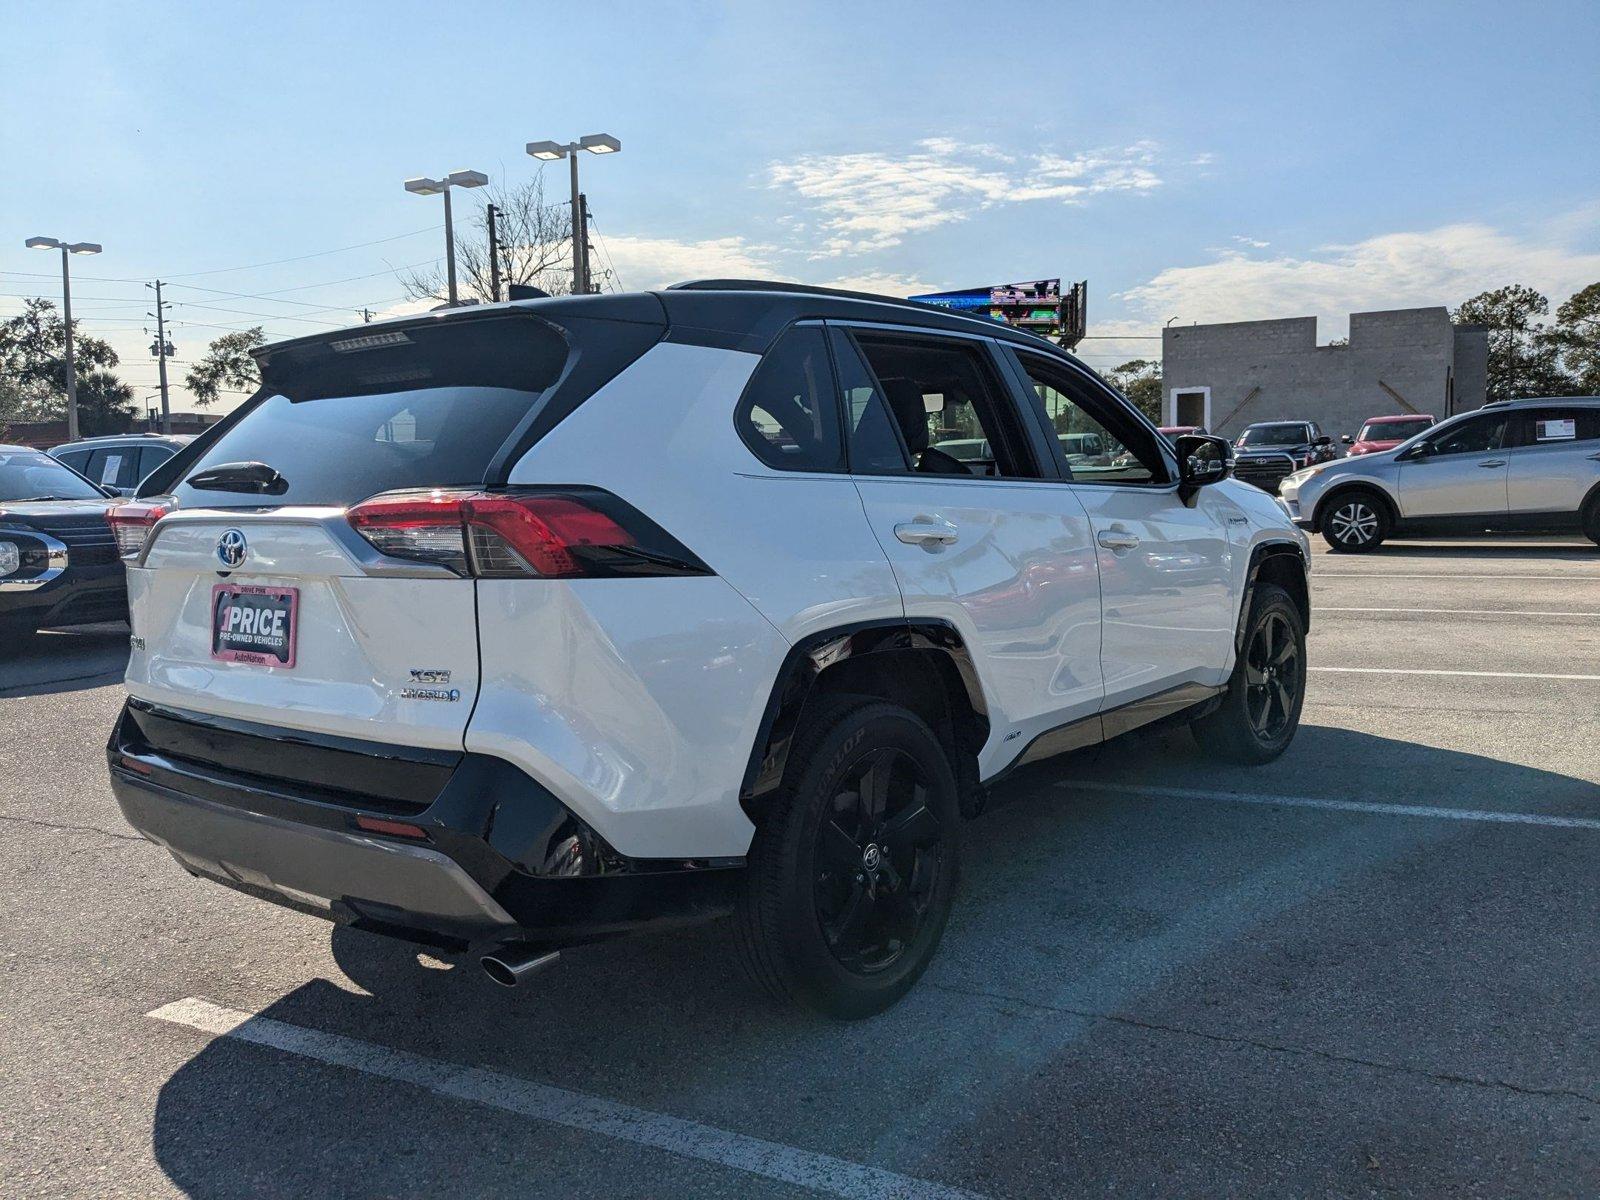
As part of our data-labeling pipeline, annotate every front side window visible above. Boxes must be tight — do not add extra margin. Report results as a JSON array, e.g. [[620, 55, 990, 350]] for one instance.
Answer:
[[1018, 352, 1168, 486], [848, 333, 1037, 479], [1429, 413, 1507, 457], [0, 448, 104, 501], [734, 326, 844, 473]]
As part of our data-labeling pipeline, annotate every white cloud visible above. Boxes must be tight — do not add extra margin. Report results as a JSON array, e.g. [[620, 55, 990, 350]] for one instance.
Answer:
[[596, 234, 780, 291], [769, 139, 1173, 255], [815, 271, 940, 298], [1120, 218, 1600, 337]]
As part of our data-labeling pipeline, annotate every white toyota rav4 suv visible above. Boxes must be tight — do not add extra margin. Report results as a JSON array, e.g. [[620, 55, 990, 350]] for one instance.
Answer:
[[107, 282, 1311, 1018]]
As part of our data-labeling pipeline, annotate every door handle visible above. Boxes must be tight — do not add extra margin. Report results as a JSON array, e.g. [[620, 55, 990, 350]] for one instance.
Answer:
[[894, 519, 959, 547], [1096, 530, 1141, 552], [1478, 459, 1507, 468]]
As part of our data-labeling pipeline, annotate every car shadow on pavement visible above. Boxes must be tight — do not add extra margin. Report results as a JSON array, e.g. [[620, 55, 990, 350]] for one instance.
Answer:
[[0, 624, 128, 698], [1357, 540, 1597, 560], [146, 725, 1599, 1197]]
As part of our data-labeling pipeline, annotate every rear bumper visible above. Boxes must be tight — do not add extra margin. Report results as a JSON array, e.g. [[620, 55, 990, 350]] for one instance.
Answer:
[[108, 701, 743, 951]]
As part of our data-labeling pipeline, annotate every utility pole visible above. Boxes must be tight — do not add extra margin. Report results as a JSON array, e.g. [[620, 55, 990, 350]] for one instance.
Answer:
[[148, 280, 172, 434], [486, 202, 502, 302], [361, 308, 373, 324]]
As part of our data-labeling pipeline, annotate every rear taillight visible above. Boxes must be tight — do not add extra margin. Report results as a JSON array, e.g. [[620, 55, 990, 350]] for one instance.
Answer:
[[107, 500, 173, 558], [346, 488, 709, 580]]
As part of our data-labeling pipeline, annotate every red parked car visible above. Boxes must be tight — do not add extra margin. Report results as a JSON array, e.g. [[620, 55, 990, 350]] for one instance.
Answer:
[[1342, 413, 1435, 456]]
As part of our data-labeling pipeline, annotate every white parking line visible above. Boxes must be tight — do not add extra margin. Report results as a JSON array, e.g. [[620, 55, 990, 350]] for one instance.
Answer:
[[1312, 579, 1600, 588], [1309, 666, 1600, 681], [148, 998, 980, 1200], [1059, 781, 1600, 831], [1318, 606, 1600, 618]]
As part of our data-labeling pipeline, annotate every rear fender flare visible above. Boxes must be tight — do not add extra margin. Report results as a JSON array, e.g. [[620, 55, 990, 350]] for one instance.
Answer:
[[738, 619, 986, 818]]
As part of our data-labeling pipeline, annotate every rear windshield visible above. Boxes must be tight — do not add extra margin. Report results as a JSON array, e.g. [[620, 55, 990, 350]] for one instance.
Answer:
[[1236, 423, 1306, 446], [168, 314, 577, 508], [1359, 419, 1431, 443], [0, 448, 104, 502], [171, 387, 550, 508]]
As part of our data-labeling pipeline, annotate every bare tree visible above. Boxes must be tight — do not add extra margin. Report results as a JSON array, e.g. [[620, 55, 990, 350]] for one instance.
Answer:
[[401, 170, 572, 304]]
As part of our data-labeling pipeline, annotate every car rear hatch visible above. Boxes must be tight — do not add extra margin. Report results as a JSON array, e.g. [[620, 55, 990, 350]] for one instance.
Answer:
[[119, 302, 665, 750]]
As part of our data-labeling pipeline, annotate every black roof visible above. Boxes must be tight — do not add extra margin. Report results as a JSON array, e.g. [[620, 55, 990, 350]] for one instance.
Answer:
[[254, 279, 1076, 364]]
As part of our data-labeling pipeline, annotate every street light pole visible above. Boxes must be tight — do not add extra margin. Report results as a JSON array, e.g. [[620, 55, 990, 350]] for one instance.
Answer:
[[568, 152, 585, 294], [526, 134, 621, 297], [404, 170, 488, 307], [26, 236, 101, 442], [59, 245, 79, 442], [442, 185, 458, 306]]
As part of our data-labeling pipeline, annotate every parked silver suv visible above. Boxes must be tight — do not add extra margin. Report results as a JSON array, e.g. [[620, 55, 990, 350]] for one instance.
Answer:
[[1281, 397, 1600, 551]]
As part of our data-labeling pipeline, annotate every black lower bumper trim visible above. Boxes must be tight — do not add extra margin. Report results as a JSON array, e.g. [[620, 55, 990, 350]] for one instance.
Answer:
[[109, 701, 744, 950]]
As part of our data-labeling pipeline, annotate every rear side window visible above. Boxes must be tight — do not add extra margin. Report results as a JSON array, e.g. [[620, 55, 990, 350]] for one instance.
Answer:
[[169, 315, 575, 507], [87, 447, 142, 489], [733, 327, 843, 472], [1524, 407, 1600, 444]]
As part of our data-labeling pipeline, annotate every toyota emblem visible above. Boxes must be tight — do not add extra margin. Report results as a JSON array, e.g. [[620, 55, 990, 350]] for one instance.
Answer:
[[216, 528, 248, 569]]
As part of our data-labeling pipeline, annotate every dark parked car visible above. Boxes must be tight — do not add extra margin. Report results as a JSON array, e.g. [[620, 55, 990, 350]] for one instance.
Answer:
[[51, 432, 194, 497], [0, 445, 127, 637], [1232, 420, 1337, 493]]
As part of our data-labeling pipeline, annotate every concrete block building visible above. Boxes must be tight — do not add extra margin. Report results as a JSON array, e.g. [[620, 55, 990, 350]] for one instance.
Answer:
[[1161, 307, 1488, 440]]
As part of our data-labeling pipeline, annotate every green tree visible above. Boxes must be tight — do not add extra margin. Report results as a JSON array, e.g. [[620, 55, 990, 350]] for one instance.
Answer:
[[1549, 281, 1600, 394], [74, 370, 137, 436], [1104, 358, 1163, 422], [185, 327, 265, 407], [1452, 284, 1572, 401], [0, 298, 123, 425]]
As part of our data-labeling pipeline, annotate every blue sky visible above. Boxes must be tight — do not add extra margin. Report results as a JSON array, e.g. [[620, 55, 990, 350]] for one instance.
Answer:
[[3, 0, 1597, 412]]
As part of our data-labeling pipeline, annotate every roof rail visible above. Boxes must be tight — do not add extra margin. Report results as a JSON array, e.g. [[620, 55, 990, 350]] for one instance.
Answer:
[[665, 278, 1057, 344]]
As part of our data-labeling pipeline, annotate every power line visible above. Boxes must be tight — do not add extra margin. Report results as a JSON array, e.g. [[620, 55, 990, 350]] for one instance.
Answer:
[[163, 226, 437, 278]]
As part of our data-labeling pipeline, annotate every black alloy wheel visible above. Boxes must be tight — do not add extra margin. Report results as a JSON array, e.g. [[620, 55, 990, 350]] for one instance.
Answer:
[[1191, 582, 1306, 764], [1243, 610, 1300, 741], [813, 747, 944, 975], [736, 697, 961, 1019]]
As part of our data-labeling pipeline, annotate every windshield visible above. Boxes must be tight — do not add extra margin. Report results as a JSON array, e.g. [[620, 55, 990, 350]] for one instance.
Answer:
[[1358, 418, 1431, 443], [0, 448, 105, 502], [1237, 424, 1306, 447]]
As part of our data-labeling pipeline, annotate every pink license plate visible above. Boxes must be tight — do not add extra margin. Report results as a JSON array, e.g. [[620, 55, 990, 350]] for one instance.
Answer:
[[211, 583, 298, 668]]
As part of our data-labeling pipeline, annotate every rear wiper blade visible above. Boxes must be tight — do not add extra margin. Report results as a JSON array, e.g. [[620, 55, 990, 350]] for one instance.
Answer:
[[185, 461, 288, 494]]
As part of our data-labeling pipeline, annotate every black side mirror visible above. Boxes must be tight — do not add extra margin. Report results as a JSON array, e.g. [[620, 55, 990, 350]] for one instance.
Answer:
[[1314, 435, 1333, 447], [1398, 442, 1431, 462], [1175, 433, 1232, 504], [1340, 434, 1353, 444]]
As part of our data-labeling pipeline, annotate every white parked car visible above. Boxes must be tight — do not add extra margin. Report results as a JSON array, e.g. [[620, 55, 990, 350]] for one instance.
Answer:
[[106, 282, 1311, 1017], [1281, 398, 1600, 552]]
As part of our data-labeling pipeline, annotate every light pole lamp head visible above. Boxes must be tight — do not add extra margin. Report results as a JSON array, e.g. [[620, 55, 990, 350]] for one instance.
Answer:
[[445, 169, 488, 189], [404, 177, 446, 195], [579, 134, 621, 155], [525, 140, 568, 161], [25, 236, 61, 250], [66, 242, 102, 255]]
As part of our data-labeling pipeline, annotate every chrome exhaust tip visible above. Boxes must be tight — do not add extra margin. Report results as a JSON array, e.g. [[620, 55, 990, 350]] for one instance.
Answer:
[[480, 946, 561, 988]]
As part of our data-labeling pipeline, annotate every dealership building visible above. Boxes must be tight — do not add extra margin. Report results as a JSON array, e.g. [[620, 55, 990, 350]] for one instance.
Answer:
[[1160, 306, 1488, 440]]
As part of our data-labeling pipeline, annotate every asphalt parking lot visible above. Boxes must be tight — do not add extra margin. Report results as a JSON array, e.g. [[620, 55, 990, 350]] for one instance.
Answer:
[[2, 535, 1596, 1199]]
